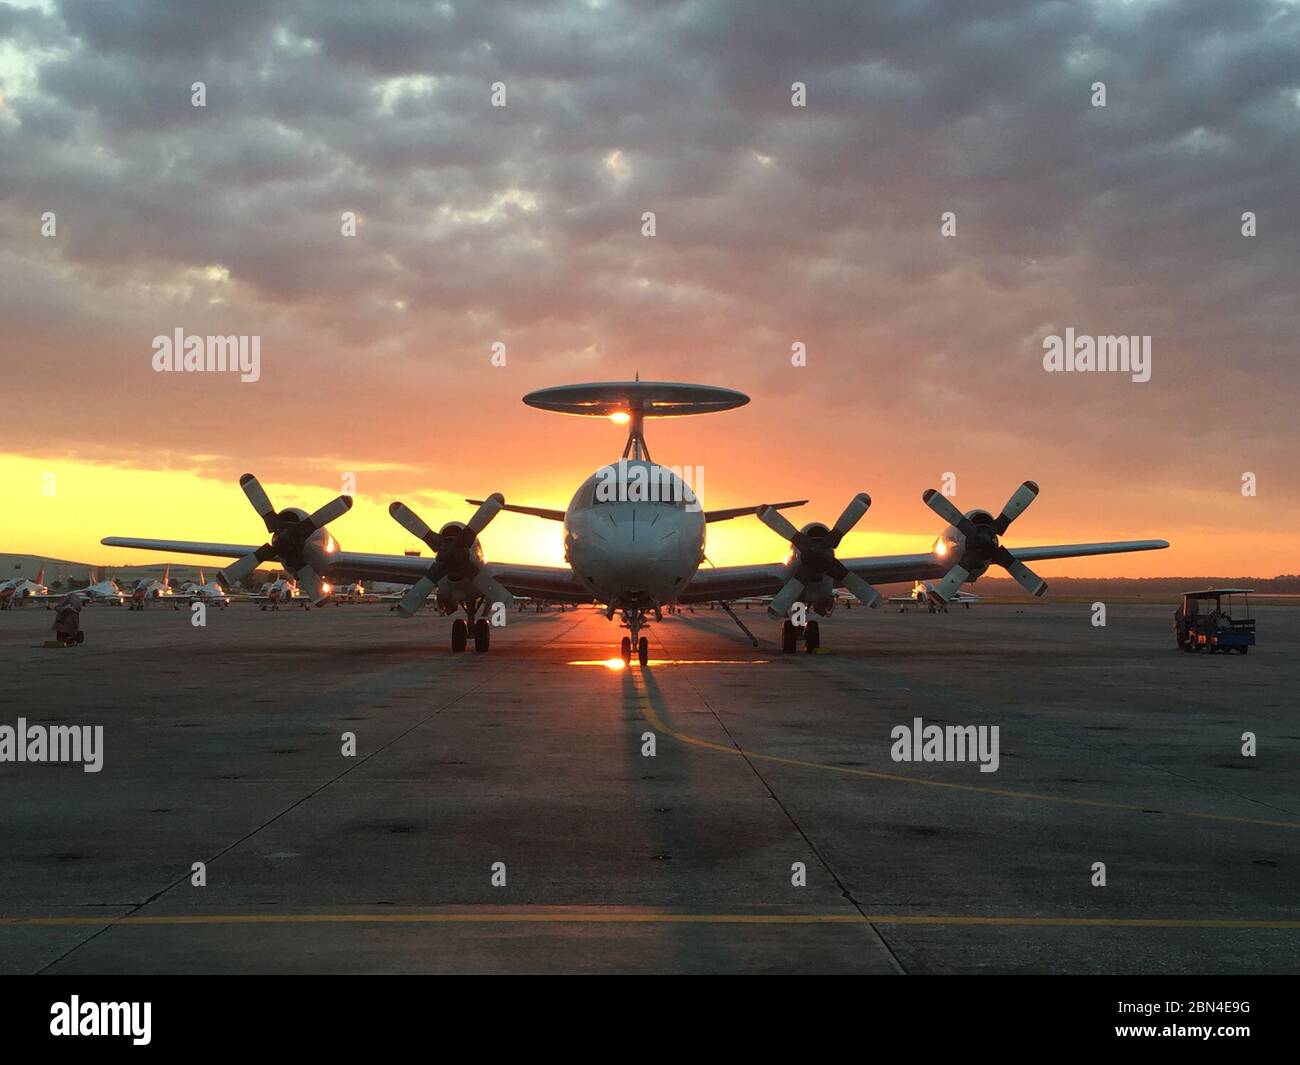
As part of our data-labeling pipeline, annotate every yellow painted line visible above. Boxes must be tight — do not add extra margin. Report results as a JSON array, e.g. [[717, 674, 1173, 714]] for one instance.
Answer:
[[629, 671, 1300, 832], [2, 913, 1298, 929]]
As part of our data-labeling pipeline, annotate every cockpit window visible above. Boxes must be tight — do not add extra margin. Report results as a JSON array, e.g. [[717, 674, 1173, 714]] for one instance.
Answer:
[[587, 462, 699, 508], [590, 484, 692, 507]]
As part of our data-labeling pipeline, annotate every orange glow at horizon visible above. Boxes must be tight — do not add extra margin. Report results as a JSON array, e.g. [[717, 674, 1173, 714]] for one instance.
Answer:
[[0, 447, 1289, 579]]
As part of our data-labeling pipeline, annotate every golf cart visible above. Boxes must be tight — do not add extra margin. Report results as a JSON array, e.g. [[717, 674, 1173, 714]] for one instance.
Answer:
[[1174, 588, 1255, 655]]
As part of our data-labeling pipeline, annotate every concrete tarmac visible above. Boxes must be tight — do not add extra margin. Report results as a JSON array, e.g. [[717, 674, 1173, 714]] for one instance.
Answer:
[[0, 599, 1296, 973]]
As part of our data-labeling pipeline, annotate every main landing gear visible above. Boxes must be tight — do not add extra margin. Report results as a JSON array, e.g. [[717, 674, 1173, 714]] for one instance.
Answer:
[[449, 601, 494, 653], [780, 618, 820, 654]]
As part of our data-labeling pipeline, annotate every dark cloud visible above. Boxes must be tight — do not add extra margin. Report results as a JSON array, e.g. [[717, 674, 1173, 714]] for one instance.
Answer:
[[0, 0, 1297, 533]]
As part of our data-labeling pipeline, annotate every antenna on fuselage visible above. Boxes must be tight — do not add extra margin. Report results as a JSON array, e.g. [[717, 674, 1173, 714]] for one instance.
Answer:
[[521, 379, 750, 461], [624, 407, 651, 461]]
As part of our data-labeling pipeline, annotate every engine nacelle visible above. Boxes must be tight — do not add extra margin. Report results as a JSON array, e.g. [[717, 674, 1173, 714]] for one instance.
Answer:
[[300, 521, 342, 571], [436, 522, 485, 572], [934, 509, 996, 576]]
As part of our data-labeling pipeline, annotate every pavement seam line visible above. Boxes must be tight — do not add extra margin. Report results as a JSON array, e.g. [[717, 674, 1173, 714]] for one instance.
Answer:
[[645, 626, 908, 974]]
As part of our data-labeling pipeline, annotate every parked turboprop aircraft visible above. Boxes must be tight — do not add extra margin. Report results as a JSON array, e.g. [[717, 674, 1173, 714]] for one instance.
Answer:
[[68, 575, 126, 604], [176, 570, 231, 607], [103, 379, 1168, 663], [30, 573, 126, 605], [327, 579, 366, 603], [0, 565, 47, 608], [129, 565, 174, 610], [889, 580, 979, 613], [249, 575, 304, 611]]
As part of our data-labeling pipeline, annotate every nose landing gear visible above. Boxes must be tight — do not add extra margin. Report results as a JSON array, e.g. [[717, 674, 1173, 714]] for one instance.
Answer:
[[619, 608, 652, 666]]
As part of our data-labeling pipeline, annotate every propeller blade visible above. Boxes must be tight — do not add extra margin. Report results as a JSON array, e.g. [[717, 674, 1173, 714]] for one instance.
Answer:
[[389, 501, 437, 547], [840, 569, 883, 609], [397, 576, 437, 618], [240, 474, 278, 533], [767, 577, 805, 619], [829, 493, 871, 544], [996, 548, 1047, 597], [757, 504, 802, 543], [472, 571, 515, 608], [303, 494, 353, 533], [994, 480, 1040, 534], [922, 488, 973, 534], [933, 564, 971, 603], [217, 546, 273, 589], [462, 493, 505, 540], [294, 564, 330, 606]]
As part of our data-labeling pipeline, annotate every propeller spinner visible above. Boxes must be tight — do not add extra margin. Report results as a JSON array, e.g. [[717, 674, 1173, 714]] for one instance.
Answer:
[[216, 474, 353, 605], [922, 480, 1046, 601], [757, 493, 883, 618], [388, 494, 515, 618]]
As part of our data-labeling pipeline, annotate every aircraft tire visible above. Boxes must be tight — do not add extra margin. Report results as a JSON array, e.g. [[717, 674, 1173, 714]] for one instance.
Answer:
[[451, 618, 468, 652]]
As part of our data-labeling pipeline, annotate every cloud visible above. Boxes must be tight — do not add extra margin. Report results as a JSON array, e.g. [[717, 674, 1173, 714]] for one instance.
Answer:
[[0, 0, 1297, 564]]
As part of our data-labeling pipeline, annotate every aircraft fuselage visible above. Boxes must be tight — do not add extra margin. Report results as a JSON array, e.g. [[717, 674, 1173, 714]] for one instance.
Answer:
[[563, 460, 705, 610]]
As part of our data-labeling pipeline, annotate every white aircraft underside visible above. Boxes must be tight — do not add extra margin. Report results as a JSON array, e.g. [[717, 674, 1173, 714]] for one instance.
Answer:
[[101, 380, 1169, 660]]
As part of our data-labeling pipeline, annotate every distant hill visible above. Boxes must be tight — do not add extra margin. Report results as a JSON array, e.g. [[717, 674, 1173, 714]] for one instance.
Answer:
[[886, 576, 1300, 604]]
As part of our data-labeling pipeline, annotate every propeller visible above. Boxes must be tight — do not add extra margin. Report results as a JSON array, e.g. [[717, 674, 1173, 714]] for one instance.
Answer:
[[756, 492, 883, 617], [922, 480, 1047, 601], [216, 474, 353, 605], [388, 494, 515, 618]]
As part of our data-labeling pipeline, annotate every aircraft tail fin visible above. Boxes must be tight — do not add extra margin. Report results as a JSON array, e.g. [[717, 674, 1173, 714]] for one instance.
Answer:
[[35, 564, 45, 585]]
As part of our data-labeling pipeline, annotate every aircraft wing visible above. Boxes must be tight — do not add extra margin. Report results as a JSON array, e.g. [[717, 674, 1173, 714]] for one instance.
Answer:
[[466, 499, 808, 524], [102, 538, 261, 559], [676, 563, 791, 603], [318, 552, 592, 603], [993, 541, 1170, 564], [678, 539, 1169, 603], [101, 538, 593, 604], [479, 563, 592, 604]]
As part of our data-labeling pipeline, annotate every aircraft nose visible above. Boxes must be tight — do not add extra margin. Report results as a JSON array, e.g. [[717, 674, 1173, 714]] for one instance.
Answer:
[[591, 515, 686, 589], [595, 525, 644, 577]]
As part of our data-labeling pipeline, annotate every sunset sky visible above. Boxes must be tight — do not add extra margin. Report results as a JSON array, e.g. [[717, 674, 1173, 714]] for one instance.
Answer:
[[1, 0, 1297, 577]]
